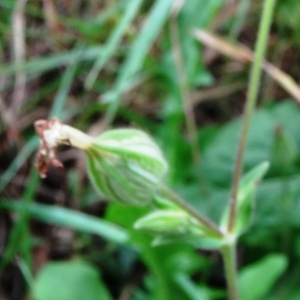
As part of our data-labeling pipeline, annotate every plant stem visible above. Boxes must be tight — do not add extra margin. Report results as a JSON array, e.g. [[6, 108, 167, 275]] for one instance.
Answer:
[[159, 185, 224, 238], [227, 0, 276, 232], [221, 242, 239, 300], [143, 245, 170, 300]]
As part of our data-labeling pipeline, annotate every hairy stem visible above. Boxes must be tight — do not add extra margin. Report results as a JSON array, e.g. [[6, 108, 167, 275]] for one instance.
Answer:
[[228, 0, 276, 232]]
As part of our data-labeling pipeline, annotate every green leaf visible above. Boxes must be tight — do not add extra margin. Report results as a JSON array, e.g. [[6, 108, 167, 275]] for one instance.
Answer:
[[86, 129, 168, 205], [134, 210, 203, 235], [197, 101, 300, 245], [32, 260, 112, 300], [239, 254, 287, 300], [153, 195, 180, 209], [270, 126, 297, 174], [221, 161, 269, 235], [173, 273, 212, 300], [0, 201, 128, 244], [152, 235, 223, 250], [135, 209, 223, 250]]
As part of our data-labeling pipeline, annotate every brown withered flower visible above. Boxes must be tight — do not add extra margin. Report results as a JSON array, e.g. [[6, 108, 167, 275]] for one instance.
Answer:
[[34, 118, 63, 178]]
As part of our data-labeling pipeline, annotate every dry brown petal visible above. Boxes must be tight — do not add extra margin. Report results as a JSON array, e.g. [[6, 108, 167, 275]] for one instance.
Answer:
[[34, 118, 63, 178]]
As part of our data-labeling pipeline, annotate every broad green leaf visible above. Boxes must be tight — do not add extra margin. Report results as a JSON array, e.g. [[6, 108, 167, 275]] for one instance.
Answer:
[[192, 101, 300, 248], [221, 162, 269, 235], [0, 201, 128, 244], [239, 254, 287, 300], [270, 126, 297, 174], [201, 111, 274, 187], [32, 260, 112, 300]]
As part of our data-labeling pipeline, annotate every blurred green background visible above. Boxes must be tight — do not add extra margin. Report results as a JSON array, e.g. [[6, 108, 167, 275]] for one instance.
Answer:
[[1, 0, 300, 299]]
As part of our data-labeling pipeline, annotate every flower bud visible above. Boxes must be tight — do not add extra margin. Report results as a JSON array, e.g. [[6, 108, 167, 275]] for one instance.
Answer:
[[87, 129, 168, 205], [35, 118, 168, 205]]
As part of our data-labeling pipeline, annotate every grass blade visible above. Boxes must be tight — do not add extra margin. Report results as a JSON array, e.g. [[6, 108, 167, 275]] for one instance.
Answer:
[[0, 46, 103, 77], [85, 0, 143, 89], [102, 0, 174, 125], [0, 136, 38, 193], [0, 201, 129, 244], [50, 56, 80, 118]]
